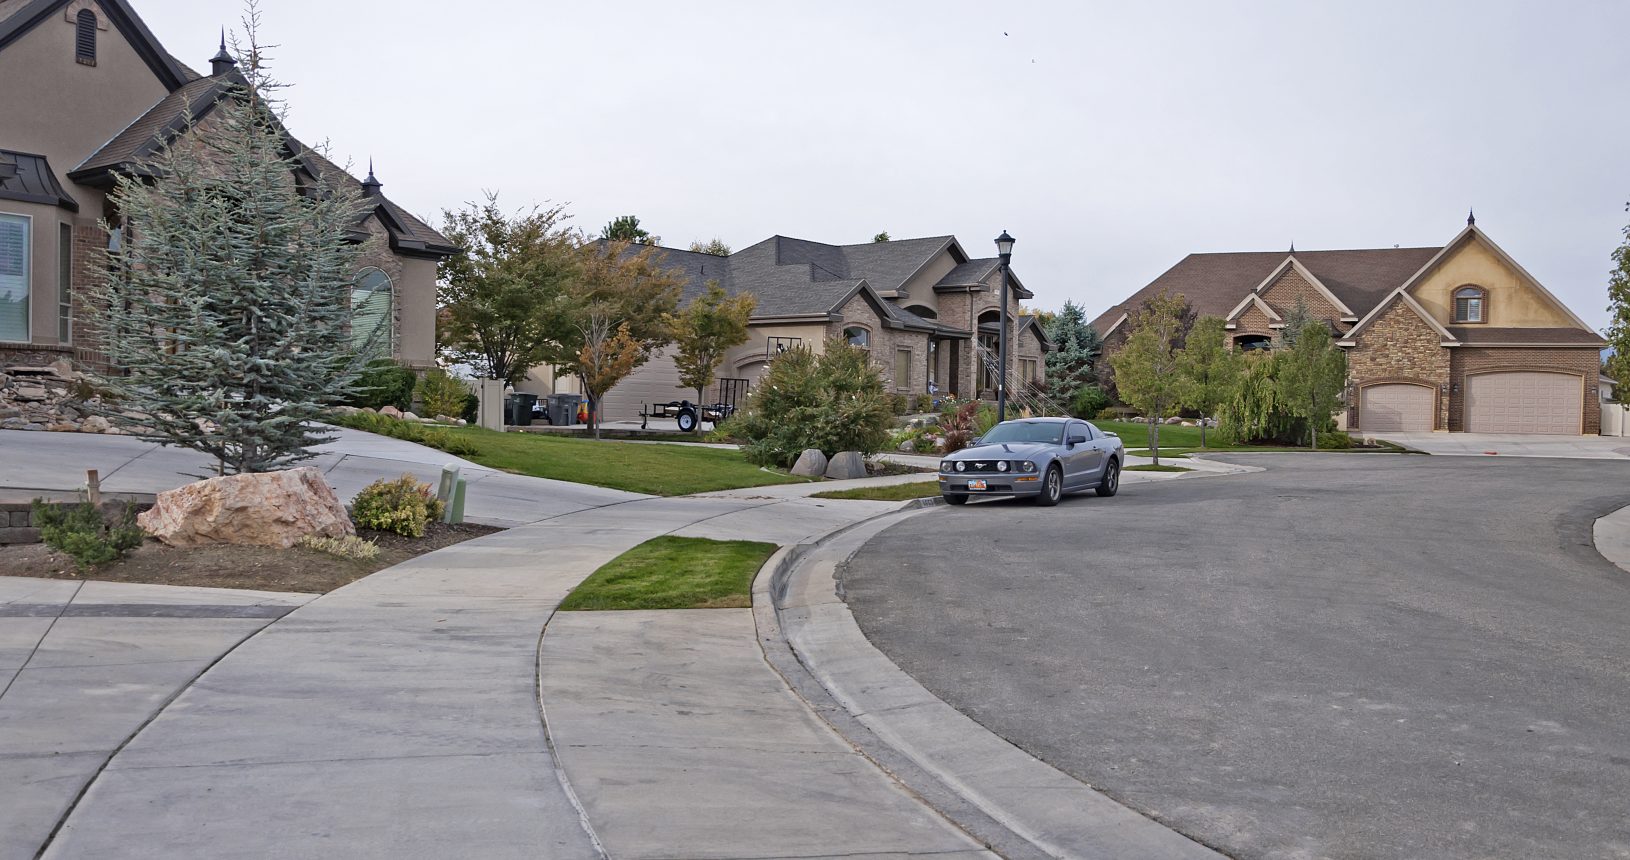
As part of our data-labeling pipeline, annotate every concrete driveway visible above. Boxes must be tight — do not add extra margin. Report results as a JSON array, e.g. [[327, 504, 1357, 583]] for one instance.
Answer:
[[840, 454, 1630, 860], [1376, 431, 1630, 459]]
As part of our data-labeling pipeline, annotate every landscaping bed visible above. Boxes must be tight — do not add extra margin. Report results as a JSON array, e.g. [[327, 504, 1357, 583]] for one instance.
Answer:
[[0, 519, 500, 593]]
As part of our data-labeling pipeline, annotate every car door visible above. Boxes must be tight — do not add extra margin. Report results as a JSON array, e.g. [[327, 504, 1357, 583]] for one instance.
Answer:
[[1065, 421, 1102, 488]]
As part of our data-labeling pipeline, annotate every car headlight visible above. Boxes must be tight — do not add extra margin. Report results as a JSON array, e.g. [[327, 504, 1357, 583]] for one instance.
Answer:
[[1021, 461, 1037, 472], [997, 461, 1009, 472], [955, 461, 966, 472]]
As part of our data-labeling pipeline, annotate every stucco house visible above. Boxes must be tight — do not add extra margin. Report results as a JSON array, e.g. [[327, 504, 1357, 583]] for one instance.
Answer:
[[1093, 217, 1606, 435], [522, 234, 1051, 421], [0, 0, 454, 372]]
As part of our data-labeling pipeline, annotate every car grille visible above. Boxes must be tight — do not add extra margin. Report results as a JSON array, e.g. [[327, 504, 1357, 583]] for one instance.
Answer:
[[960, 460, 1006, 473]]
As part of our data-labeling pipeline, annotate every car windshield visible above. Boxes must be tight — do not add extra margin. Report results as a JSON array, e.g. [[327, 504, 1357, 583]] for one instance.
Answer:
[[978, 421, 1064, 445]]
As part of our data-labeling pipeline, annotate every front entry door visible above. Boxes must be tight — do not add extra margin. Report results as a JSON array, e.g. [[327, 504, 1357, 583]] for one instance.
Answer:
[[947, 341, 960, 399]]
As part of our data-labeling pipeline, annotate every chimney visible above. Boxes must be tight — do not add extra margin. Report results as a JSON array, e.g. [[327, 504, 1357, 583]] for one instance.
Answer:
[[210, 29, 236, 76]]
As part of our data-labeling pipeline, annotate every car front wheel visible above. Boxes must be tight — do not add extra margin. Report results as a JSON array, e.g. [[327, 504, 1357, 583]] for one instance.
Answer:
[[1035, 464, 1062, 507], [943, 493, 968, 505], [1096, 458, 1120, 497]]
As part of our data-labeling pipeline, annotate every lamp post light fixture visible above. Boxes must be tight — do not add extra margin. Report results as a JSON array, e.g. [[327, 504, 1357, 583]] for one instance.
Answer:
[[995, 229, 1015, 422]]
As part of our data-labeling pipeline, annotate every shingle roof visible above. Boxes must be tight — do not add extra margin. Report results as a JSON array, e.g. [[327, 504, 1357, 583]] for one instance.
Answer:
[[73, 75, 226, 174], [1445, 326, 1605, 346], [935, 258, 999, 289], [1092, 247, 1442, 333]]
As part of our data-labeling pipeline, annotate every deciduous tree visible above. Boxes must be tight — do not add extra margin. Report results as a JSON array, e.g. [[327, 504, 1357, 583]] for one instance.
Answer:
[[1604, 202, 1630, 390], [668, 281, 756, 429], [1275, 323, 1347, 448], [1107, 294, 1187, 464], [687, 238, 730, 256], [575, 314, 643, 439], [1175, 315, 1240, 448]]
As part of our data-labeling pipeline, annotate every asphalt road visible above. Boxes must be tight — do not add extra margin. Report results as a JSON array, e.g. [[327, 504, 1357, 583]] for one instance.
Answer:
[[841, 454, 1630, 860]]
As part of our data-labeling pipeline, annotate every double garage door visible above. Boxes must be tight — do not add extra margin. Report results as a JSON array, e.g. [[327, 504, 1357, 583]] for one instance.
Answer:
[[1465, 371, 1581, 435], [1361, 374, 1583, 434]]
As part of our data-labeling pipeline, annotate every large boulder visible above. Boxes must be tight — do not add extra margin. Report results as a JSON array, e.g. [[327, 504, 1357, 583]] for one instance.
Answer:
[[824, 451, 867, 480], [790, 449, 828, 477], [138, 467, 354, 548]]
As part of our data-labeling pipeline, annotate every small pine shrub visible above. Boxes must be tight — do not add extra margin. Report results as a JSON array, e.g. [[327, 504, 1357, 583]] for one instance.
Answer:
[[351, 475, 445, 538], [32, 498, 146, 569], [347, 359, 417, 411], [416, 368, 470, 420], [297, 534, 382, 561]]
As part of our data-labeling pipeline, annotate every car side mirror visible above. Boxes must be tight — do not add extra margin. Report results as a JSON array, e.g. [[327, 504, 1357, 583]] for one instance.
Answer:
[[1067, 435, 1087, 446], [1104, 431, 1119, 439], [970, 436, 982, 446]]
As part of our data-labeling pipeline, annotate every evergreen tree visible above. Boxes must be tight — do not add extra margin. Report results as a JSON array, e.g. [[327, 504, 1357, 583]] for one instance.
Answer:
[[601, 215, 657, 245], [1604, 202, 1630, 388], [1275, 297, 1317, 348], [87, 23, 370, 475], [1043, 300, 1102, 409], [687, 238, 731, 256]]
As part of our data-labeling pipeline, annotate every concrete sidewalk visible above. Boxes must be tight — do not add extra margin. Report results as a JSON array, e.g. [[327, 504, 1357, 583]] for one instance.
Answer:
[[0, 426, 645, 526], [38, 494, 978, 858], [0, 578, 315, 860], [1376, 431, 1630, 459]]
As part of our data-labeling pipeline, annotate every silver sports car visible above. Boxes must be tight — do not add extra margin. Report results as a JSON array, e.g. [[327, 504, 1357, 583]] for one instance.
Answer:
[[938, 417, 1123, 506]]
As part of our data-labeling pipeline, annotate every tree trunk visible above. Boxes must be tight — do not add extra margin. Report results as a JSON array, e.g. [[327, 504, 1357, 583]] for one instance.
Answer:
[[1148, 410, 1160, 467], [696, 387, 706, 433], [1199, 417, 1207, 449]]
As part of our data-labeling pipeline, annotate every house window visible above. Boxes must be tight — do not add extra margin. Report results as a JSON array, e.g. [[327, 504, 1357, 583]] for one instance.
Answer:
[[58, 224, 71, 344], [844, 326, 868, 349], [0, 213, 29, 342], [350, 267, 393, 356], [75, 9, 96, 65], [1453, 286, 1486, 323], [1020, 358, 1038, 383], [894, 347, 911, 390]]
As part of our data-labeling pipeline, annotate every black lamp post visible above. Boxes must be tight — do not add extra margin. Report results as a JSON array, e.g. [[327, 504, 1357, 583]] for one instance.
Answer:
[[995, 230, 1015, 422]]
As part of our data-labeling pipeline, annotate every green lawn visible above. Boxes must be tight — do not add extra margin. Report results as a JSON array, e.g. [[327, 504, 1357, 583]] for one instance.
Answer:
[[443, 427, 806, 496], [810, 481, 942, 501], [1128, 440, 1409, 458], [1126, 463, 1193, 473], [1095, 420, 1209, 448], [557, 536, 779, 610]]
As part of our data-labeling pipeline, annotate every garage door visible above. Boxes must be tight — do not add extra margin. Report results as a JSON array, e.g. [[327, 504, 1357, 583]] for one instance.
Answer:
[[1360, 384, 1434, 432], [1465, 372, 1581, 434], [599, 349, 684, 421]]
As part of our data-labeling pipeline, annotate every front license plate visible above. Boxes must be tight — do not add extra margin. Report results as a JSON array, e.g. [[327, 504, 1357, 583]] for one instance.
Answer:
[[967, 479, 988, 491]]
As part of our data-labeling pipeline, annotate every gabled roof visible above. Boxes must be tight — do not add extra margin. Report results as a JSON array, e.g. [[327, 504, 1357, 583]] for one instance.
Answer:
[[0, 150, 78, 211], [1015, 314, 1054, 352], [1224, 292, 1282, 327], [1445, 326, 1605, 347], [1335, 291, 1457, 347], [1092, 246, 1440, 334], [0, 0, 189, 89], [1251, 255, 1357, 319]]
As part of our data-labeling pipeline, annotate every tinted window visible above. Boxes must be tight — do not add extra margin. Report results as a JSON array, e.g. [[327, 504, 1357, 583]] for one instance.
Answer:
[[980, 421, 1064, 445]]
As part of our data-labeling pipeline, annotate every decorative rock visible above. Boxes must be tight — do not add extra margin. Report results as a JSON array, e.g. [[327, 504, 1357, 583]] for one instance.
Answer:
[[1165, 416, 1183, 425], [137, 467, 355, 548], [19, 422, 45, 431], [379, 406, 404, 419], [402, 411, 419, 421], [47, 358, 74, 378], [824, 451, 867, 480], [897, 439, 916, 453], [81, 415, 111, 433], [12, 385, 47, 401], [789, 448, 829, 477], [46, 422, 78, 433]]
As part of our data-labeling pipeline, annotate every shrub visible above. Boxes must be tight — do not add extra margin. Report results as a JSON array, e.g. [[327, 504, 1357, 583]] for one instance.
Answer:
[[940, 401, 980, 454], [1095, 406, 1123, 421], [974, 404, 999, 436], [416, 368, 470, 420], [327, 410, 480, 457], [460, 391, 480, 423], [351, 475, 445, 538], [913, 393, 934, 413], [1070, 385, 1110, 419], [721, 342, 892, 468], [1316, 430, 1353, 450], [297, 534, 381, 561], [346, 359, 417, 411], [885, 392, 910, 415], [32, 497, 145, 569]]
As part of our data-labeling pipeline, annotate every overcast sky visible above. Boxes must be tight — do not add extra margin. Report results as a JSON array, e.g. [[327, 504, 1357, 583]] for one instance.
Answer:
[[139, 1, 1630, 328]]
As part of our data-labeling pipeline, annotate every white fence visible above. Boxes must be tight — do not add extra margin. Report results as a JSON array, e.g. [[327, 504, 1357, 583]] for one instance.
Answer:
[[1603, 402, 1630, 437]]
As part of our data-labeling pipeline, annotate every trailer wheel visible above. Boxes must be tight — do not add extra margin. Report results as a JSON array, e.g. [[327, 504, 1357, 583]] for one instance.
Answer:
[[676, 408, 698, 433]]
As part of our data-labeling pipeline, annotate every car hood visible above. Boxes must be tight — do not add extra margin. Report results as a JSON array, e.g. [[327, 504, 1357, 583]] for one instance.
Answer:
[[946, 442, 1056, 460]]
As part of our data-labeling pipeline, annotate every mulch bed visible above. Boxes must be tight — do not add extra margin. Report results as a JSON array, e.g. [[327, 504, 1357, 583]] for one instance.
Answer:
[[0, 520, 502, 594]]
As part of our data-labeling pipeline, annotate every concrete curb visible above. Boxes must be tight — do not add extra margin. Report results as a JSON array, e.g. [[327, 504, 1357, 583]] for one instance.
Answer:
[[752, 507, 1224, 860], [1592, 502, 1630, 574]]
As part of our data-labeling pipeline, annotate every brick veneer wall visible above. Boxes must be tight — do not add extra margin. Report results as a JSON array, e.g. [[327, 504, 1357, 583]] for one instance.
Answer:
[[1449, 347, 1602, 434], [828, 297, 930, 396], [1260, 267, 1348, 332], [1345, 299, 1450, 430], [1233, 303, 1274, 339]]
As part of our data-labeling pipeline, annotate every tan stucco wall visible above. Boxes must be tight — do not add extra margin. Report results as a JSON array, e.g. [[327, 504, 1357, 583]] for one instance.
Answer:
[[893, 250, 957, 312], [0, 5, 171, 182], [1408, 237, 1579, 328], [395, 256, 437, 368]]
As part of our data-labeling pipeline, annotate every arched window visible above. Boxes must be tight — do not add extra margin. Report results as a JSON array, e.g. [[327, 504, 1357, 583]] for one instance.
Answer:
[[843, 326, 868, 348], [75, 9, 96, 65], [350, 268, 393, 356], [904, 304, 937, 319], [1453, 286, 1486, 324]]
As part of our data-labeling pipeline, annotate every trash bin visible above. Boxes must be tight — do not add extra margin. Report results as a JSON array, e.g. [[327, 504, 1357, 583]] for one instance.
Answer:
[[511, 393, 537, 427], [547, 393, 579, 426]]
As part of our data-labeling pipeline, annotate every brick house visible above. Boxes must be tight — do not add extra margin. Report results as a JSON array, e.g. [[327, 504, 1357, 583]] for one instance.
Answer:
[[0, 0, 455, 372], [1092, 217, 1606, 435], [522, 235, 1051, 420]]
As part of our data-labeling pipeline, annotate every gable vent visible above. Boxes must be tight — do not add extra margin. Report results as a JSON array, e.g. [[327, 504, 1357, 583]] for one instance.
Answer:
[[75, 9, 97, 65]]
